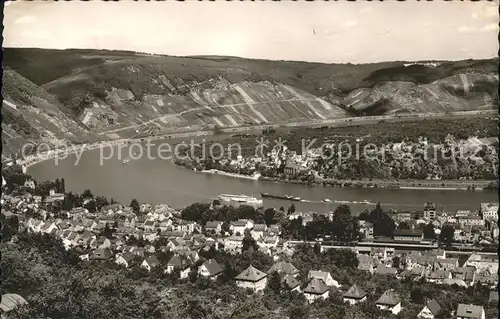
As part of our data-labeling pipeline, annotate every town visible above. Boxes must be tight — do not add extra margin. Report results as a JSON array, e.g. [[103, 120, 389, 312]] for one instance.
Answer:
[[1, 165, 498, 318]]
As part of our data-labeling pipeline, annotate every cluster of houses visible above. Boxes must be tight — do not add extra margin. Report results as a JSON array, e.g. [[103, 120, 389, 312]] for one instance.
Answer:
[[359, 201, 499, 245], [355, 246, 498, 289], [1, 185, 498, 318], [232, 261, 493, 319]]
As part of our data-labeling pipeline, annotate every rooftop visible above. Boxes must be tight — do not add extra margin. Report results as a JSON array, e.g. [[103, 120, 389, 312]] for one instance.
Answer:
[[343, 284, 367, 299], [235, 265, 267, 282], [456, 304, 485, 319], [303, 278, 329, 295], [376, 290, 400, 306]]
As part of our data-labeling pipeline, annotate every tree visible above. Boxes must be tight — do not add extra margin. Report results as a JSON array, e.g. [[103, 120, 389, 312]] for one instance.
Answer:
[[410, 287, 426, 304], [95, 196, 110, 212], [398, 222, 411, 230], [60, 178, 66, 193], [81, 189, 94, 199], [423, 223, 436, 240], [264, 208, 276, 226], [288, 305, 309, 319], [84, 200, 97, 213], [130, 198, 140, 215], [242, 234, 258, 252], [439, 225, 455, 246], [288, 204, 296, 214], [54, 178, 61, 193], [181, 202, 211, 222], [267, 271, 282, 294], [188, 268, 198, 283], [392, 256, 401, 269]]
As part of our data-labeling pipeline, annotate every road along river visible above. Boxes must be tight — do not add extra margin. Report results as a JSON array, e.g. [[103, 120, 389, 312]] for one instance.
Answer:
[[28, 135, 498, 214]]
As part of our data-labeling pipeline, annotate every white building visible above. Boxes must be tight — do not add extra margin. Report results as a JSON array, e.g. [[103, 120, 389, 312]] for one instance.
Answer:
[[235, 265, 268, 292], [376, 290, 402, 315], [480, 203, 498, 221], [303, 278, 329, 303], [307, 270, 340, 288], [417, 299, 442, 319], [342, 284, 367, 305], [456, 304, 485, 319], [198, 259, 223, 279]]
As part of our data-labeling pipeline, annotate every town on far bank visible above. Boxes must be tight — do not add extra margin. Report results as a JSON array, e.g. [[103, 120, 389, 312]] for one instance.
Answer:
[[1, 164, 498, 319]]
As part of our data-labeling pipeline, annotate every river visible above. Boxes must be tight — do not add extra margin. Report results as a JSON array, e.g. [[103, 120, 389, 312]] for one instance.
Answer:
[[28, 136, 498, 214]]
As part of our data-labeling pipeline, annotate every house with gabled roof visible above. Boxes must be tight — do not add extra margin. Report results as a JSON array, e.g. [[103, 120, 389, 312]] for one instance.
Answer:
[[374, 264, 398, 276], [129, 246, 146, 257], [453, 267, 476, 284], [141, 255, 160, 272], [143, 220, 156, 232], [115, 252, 139, 268], [465, 253, 498, 274], [40, 221, 59, 235], [177, 250, 199, 262], [0, 293, 28, 314], [358, 258, 375, 274], [89, 248, 113, 262], [198, 259, 223, 279], [456, 304, 485, 319], [303, 278, 329, 303], [434, 258, 459, 272], [268, 261, 299, 277], [251, 224, 267, 239], [282, 274, 301, 292], [402, 264, 426, 281], [376, 289, 402, 315], [307, 270, 340, 288], [266, 225, 282, 236], [472, 272, 498, 287], [343, 284, 367, 305], [417, 299, 442, 319], [235, 265, 267, 292], [92, 236, 111, 250], [160, 230, 187, 239], [425, 269, 452, 284], [259, 236, 280, 248], [230, 219, 253, 235], [205, 221, 223, 234], [165, 255, 193, 279], [224, 236, 244, 253]]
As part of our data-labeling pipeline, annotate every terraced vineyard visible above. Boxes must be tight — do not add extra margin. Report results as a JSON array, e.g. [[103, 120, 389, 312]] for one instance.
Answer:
[[2, 48, 498, 155]]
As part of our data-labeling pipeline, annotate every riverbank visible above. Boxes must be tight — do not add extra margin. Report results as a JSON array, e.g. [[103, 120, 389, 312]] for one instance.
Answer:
[[172, 159, 497, 191], [200, 169, 261, 180], [14, 109, 497, 171], [17, 130, 215, 170], [261, 175, 497, 191]]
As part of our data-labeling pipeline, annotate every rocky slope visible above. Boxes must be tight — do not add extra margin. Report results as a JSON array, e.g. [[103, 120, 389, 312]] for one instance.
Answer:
[[2, 48, 498, 155], [2, 69, 97, 159]]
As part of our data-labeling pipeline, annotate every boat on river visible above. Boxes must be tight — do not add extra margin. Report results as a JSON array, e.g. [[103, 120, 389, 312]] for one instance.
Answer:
[[322, 198, 332, 203], [261, 193, 301, 201], [218, 194, 263, 207]]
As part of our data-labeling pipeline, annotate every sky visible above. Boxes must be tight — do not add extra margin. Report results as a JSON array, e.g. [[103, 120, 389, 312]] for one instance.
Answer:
[[3, 0, 499, 63]]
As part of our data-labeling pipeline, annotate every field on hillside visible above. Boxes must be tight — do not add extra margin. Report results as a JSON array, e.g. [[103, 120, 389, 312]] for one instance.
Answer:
[[2, 48, 498, 155], [193, 117, 499, 158]]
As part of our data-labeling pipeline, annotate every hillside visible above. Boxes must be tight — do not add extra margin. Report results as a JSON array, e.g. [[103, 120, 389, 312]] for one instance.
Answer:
[[2, 69, 98, 159], [2, 48, 498, 151]]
